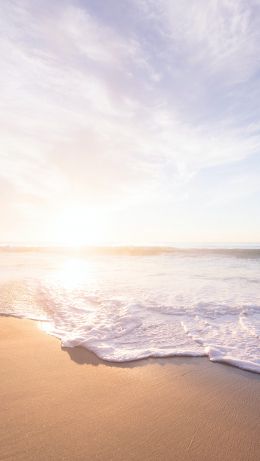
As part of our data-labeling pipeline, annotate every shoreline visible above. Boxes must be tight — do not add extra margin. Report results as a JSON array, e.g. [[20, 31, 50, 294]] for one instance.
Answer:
[[1, 316, 260, 460]]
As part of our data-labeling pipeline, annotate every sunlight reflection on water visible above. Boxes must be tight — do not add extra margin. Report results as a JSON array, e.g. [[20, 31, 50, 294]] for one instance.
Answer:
[[48, 258, 96, 289]]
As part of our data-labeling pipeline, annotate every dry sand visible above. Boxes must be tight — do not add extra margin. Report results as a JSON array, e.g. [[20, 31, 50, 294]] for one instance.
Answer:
[[0, 317, 259, 461]]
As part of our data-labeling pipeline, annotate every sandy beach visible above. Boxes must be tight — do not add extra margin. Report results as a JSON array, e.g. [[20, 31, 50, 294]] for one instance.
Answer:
[[0, 317, 259, 461]]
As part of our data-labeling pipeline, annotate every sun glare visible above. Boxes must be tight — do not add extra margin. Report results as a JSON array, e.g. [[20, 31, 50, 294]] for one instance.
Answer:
[[53, 206, 104, 247], [54, 258, 95, 289]]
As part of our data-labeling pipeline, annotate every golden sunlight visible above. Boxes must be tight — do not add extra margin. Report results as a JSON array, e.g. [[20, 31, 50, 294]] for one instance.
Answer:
[[54, 258, 95, 288], [52, 205, 104, 246]]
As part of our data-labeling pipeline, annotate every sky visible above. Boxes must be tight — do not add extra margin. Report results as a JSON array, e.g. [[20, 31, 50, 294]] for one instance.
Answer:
[[1, 0, 260, 245]]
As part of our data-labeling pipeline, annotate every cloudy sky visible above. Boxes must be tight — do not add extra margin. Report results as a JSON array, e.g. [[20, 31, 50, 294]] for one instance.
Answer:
[[1, 0, 260, 244]]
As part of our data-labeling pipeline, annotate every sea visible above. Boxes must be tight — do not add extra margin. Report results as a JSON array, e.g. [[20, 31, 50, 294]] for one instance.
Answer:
[[0, 243, 259, 373]]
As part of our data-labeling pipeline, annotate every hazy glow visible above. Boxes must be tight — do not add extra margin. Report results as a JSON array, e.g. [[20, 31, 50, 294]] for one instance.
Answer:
[[52, 258, 94, 289], [0, 0, 260, 244], [52, 206, 105, 246]]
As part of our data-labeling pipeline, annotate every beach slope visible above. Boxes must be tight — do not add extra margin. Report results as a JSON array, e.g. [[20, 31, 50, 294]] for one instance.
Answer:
[[1, 317, 259, 461]]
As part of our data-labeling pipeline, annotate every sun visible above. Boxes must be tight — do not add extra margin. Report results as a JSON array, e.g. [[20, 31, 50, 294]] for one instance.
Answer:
[[52, 205, 104, 246]]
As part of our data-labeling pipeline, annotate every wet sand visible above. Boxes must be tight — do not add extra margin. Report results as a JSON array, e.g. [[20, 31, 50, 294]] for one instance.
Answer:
[[0, 317, 259, 461]]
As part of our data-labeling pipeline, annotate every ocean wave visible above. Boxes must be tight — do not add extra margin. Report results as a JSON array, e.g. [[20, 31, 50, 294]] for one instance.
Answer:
[[1, 244, 260, 259], [0, 250, 259, 373]]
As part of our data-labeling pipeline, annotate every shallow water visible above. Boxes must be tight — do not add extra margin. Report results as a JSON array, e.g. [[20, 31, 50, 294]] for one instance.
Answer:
[[0, 246, 259, 373]]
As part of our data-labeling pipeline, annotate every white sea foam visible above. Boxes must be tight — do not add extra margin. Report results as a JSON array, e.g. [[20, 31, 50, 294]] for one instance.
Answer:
[[0, 248, 259, 372]]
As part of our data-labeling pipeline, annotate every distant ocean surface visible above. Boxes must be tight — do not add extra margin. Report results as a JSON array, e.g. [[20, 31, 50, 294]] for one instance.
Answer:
[[0, 244, 259, 373]]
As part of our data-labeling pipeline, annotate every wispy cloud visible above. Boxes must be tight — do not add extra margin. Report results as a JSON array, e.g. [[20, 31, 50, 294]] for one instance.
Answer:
[[0, 0, 260, 242]]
